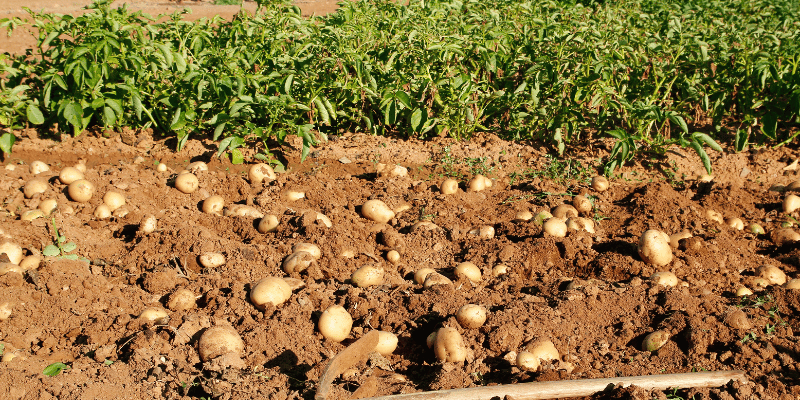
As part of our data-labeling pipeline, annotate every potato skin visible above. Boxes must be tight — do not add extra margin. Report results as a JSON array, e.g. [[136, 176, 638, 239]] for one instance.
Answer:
[[198, 325, 244, 361], [318, 305, 352, 342], [638, 229, 673, 266], [433, 327, 467, 362], [250, 277, 292, 310], [361, 199, 395, 223]]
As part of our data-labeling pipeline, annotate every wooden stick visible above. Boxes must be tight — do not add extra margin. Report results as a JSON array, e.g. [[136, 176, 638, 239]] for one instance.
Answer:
[[361, 370, 746, 400], [316, 330, 381, 400]]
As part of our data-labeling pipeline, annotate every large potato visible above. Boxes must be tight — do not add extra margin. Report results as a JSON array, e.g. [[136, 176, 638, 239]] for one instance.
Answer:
[[433, 327, 467, 362], [638, 230, 672, 266], [362, 199, 395, 223]]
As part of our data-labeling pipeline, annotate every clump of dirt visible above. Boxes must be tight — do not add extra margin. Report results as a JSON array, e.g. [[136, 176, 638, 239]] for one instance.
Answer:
[[1, 129, 800, 400]]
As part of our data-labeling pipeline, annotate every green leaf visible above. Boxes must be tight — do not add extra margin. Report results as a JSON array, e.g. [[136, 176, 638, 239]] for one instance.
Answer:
[[734, 129, 749, 152], [395, 91, 412, 109], [63, 102, 83, 131], [230, 148, 244, 165], [43, 244, 61, 257], [690, 138, 712, 174], [103, 359, 114, 366], [131, 94, 143, 120], [0, 133, 16, 154], [693, 132, 723, 153], [43, 362, 70, 377], [26, 104, 45, 125], [313, 97, 330, 125], [102, 106, 116, 127], [61, 242, 77, 253]]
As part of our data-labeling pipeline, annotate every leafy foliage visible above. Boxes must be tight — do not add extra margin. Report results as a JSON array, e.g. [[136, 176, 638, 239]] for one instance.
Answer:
[[43, 362, 70, 376], [1, 0, 799, 171]]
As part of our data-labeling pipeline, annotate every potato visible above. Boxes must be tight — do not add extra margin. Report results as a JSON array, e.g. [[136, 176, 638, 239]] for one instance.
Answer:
[[412, 221, 440, 232], [514, 210, 533, 222], [202, 195, 225, 215], [572, 195, 592, 214], [139, 214, 157, 234], [749, 223, 765, 235], [103, 192, 126, 211], [257, 215, 279, 233], [415, 268, 436, 285], [316, 212, 333, 228], [376, 163, 408, 178], [454, 262, 481, 283], [468, 175, 490, 192], [706, 209, 724, 224], [21, 210, 44, 221], [386, 250, 400, 264], [566, 217, 595, 234], [426, 331, 437, 349], [0, 302, 12, 321], [534, 211, 553, 225], [94, 204, 112, 219], [433, 327, 467, 362], [362, 199, 395, 223], [0, 242, 23, 265], [772, 228, 800, 246], [285, 190, 305, 201], [351, 264, 385, 287], [185, 161, 208, 174], [591, 176, 609, 192], [375, 331, 399, 356], [139, 307, 169, 324], [784, 279, 800, 290], [638, 230, 672, 266], [156, 162, 168, 172], [167, 289, 197, 311], [756, 265, 786, 285], [752, 277, 770, 289], [68, 179, 94, 202], [199, 252, 226, 269], [59, 167, 84, 185], [283, 251, 315, 274], [318, 305, 352, 342], [423, 272, 453, 289], [543, 217, 567, 238], [726, 217, 744, 231], [223, 205, 264, 219], [650, 271, 678, 287], [38, 199, 58, 215], [784, 194, 800, 213], [175, 173, 199, 194], [642, 330, 670, 352], [250, 277, 292, 310], [248, 163, 277, 185], [456, 304, 487, 329], [441, 178, 459, 195], [29, 160, 49, 175], [517, 340, 559, 372], [552, 204, 578, 219], [19, 255, 41, 270], [0, 263, 23, 276], [292, 243, 321, 259], [74, 160, 87, 173], [198, 325, 244, 361], [669, 231, 692, 249], [23, 179, 48, 198], [492, 264, 508, 277], [735, 287, 754, 297]]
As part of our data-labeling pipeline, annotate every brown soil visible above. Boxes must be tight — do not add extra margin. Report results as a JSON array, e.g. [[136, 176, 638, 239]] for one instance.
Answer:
[[1, 126, 800, 400]]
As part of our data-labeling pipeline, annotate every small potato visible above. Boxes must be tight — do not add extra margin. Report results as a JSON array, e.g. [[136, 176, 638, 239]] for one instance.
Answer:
[[468, 175, 489, 192], [784, 279, 800, 290], [202, 195, 224, 215], [706, 209, 724, 224], [19, 255, 41, 270], [285, 190, 305, 201], [0, 302, 12, 321], [318, 305, 352, 342], [386, 250, 401, 264], [456, 304, 487, 329], [552, 205, 578, 219], [772, 228, 800, 246], [642, 330, 670, 352], [517, 340, 559, 372], [156, 162, 168, 172], [434, 327, 467, 362], [669, 231, 692, 249], [534, 211, 553, 225], [0, 242, 23, 265], [591, 176, 609, 192], [23, 179, 48, 198], [415, 268, 436, 285], [543, 217, 567, 238], [351, 264, 385, 287], [752, 277, 770, 289], [756, 265, 786, 285], [514, 210, 533, 222], [566, 217, 595, 234], [423, 272, 453, 289], [224, 205, 264, 219], [167, 289, 197, 311], [492, 264, 508, 277], [186, 161, 208, 174], [362, 199, 395, 223], [282, 251, 315, 274], [103, 192, 126, 211], [0, 263, 23, 276], [59, 167, 84, 185], [38, 199, 58, 215], [749, 223, 765, 235], [376, 163, 408, 178], [199, 252, 226, 269], [316, 212, 333, 228], [572, 195, 592, 214], [198, 325, 244, 361], [650, 271, 678, 287], [784, 194, 800, 213], [249, 163, 277, 185], [292, 243, 321, 259], [726, 217, 744, 231], [454, 262, 481, 283], [74, 161, 87, 173], [375, 331, 399, 356], [175, 173, 199, 194], [29, 160, 49, 175], [638, 230, 672, 266], [139, 215, 157, 234], [441, 178, 459, 195], [68, 179, 95, 202], [257, 215, 279, 233], [735, 287, 754, 297], [139, 307, 169, 324], [250, 277, 292, 309], [412, 221, 440, 232], [94, 204, 112, 219], [21, 210, 44, 221]]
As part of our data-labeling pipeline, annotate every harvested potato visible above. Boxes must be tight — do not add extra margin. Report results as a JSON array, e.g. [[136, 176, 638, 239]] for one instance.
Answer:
[[784, 279, 800, 290], [186, 161, 208, 174], [572, 195, 592, 214], [772, 228, 800, 246], [59, 167, 84, 184], [283, 251, 315, 274], [638, 230, 672, 266], [21, 210, 44, 221], [292, 243, 321, 259], [248, 163, 277, 184], [749, 223, 765, 235], [0, 302, 11, 321], [433, 327, 467, 362], [726, 217, 744, 231], [285, 190, 305, 201], [202, 195, 225, 215], [591, 176, 609, 192], [735, 287, 754, 297], [534, 211, 553, 225], [250, 277, 292, 309], [199, 252, 226, 269], [316, 212, 333, 227], [167, 289, 197, 311], [441, 178, 459, 195], [454, 262, 481, 283], [706, 209, 724, 224], [517, 340, 559, 372], [415, 268, 436, 285], [351, 264, 385, 287], [423, 272, 453, 289], [257, 215, 279, 233], [23, 179, 48, 198], [38, 199, 58, 215], [669, 231, 692, 249], [456, 304, 487, 329], [223, 205, 264, 219], [175, 173, 199, 194], [756, 265, 787, 285], [318, 305, 352, 342], [514, 210, 533, 222], [492, 264, 508, 277], [139, 307, 169, 324], [94, 204, 112, 219], [784, 194, 800, 213], [68, 179, 95, 202], [386, 250, 400, 265], [19, 255, 41, 270], [552, 204, 578, 219], [362, 199, 395, 223], [29, 160, 49, 175], [543, 217, 567, 238], [376, 163, 408, 178], [375, 331, 399, 356], [198, 325, 244, 361], [139, 215, 157, 234], [103, 192, 126, 211], [468, 175, 490, 192], [0, 242, 23, 265], [642, 330, 670, 352], [650, 271, 678, 287]]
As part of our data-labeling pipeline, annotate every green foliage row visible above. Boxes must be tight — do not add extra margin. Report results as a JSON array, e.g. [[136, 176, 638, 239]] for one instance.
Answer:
[[1, 0, 799, 171]]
